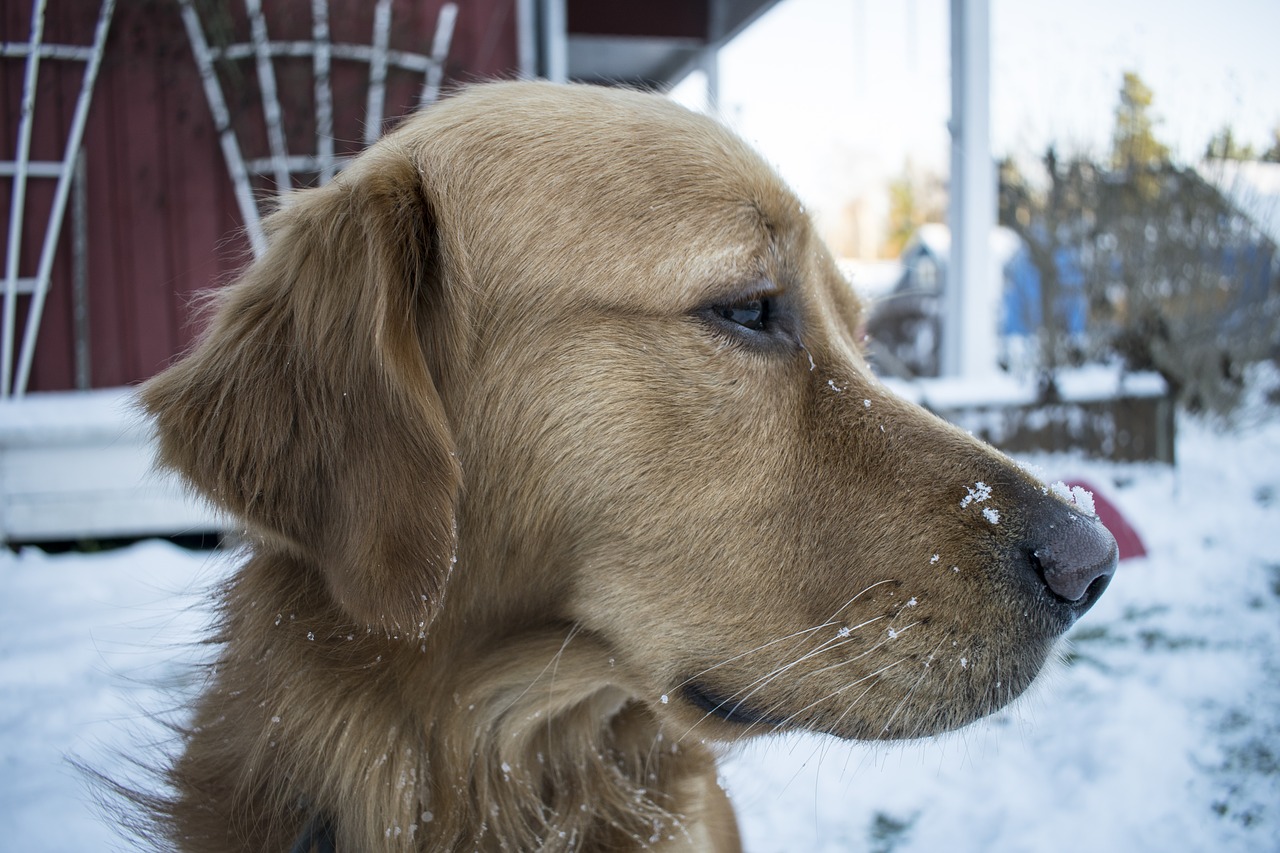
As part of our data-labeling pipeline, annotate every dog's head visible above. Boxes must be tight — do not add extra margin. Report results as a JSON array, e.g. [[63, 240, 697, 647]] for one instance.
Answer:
[[144, 81, 1116, 743]]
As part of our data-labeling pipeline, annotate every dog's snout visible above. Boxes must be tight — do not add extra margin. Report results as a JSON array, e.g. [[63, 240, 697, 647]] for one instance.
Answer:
[[1030, 512, 1119, 610]]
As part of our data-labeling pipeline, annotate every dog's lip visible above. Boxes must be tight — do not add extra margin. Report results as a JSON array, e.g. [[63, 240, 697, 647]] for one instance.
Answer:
[[680, 682, 792, 729]]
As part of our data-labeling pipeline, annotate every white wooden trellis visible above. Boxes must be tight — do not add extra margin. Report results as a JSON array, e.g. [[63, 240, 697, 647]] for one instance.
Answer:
[[1, 0, 115, 399], [179, 0, 459, 258]]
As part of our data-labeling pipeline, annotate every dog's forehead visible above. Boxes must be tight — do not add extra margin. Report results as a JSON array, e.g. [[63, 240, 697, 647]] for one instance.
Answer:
[[407, 82, 809, 309]]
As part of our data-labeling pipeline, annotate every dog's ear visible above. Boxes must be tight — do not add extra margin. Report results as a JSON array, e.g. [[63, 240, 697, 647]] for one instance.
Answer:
[[141, 145, 460, 632]]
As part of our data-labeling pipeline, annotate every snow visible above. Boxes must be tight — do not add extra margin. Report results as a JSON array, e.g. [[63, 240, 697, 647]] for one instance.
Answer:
[[1070, 485, 1096, 516], [838, 260, 902, 303], [910, 224, 1027, 272], [0, 388, 144, 445], [1198, 160, 1280, 247], [0, 541, 226, 850], [883, 365, 1168, 412], [3, 409, 1280, 851], [960, 482, 993, 508], [1055, 365, 1169, 403]]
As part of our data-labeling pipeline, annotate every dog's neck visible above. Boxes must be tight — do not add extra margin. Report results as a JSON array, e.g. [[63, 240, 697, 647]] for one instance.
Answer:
[[401, 623, 719, 850], [176, 553, 727, 851]]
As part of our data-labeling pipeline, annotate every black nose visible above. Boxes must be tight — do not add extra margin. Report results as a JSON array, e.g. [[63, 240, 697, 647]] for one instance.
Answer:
[[1031, 512, 1119, 609]]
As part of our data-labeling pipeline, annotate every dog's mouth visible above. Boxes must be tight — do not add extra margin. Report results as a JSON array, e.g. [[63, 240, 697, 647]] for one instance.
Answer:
[[681, 682, 792, 729]]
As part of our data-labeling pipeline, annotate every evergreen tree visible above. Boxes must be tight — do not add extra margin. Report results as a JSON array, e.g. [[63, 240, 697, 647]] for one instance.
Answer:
[[1205, 125, 1257, 161], [1263, 126, 1280, 163], [884, 169, 919, 258], [1111, 72, 1169, 199], [882, 160, 944, 257]]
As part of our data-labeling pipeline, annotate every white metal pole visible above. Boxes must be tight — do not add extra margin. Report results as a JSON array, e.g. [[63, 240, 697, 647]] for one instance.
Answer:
[[15, 0, 115, 397], [540, 0, 567, 83], [421, 2, 457, 106], [702, 50, 720, 117], [364, 0, 392, 145], [245, 0, 291, 192], [703, 0, 725, 115], [3, 0, 48, 398], [943, 0, 997, 379], [72, 149, 89, 390], [179, 0, 267, 256], [312, 0, 335, 184], [516, 0, 537, 79]]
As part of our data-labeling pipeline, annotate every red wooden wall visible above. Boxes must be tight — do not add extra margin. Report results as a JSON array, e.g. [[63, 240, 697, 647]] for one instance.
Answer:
[[1, 0, 519, 392]]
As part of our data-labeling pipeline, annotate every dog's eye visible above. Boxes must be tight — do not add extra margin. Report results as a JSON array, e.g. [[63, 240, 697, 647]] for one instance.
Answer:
[[714, 298, 771, 332]]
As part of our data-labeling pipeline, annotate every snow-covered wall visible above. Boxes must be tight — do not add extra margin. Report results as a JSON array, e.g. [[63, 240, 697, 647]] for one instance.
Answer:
[[0, 389, 221, 543]]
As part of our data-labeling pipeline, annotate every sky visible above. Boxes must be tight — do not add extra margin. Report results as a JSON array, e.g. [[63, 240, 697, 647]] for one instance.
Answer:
[[673, 0, 1280, 218]]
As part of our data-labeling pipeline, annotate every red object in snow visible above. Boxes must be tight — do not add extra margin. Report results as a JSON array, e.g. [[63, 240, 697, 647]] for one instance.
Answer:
[[1065, 479, 1147, 561]]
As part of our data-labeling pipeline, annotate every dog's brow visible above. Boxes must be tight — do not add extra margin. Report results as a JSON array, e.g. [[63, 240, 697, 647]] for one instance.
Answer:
[[652, 241, 770, 309], [706, 276, 784, 311]]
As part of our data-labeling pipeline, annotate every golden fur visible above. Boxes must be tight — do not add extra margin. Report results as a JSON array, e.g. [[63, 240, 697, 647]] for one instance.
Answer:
[[139, 81, 1114, 851]]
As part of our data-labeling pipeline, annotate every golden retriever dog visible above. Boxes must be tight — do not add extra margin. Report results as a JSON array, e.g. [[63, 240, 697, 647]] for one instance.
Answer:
[[139, 81, 1118, 852]]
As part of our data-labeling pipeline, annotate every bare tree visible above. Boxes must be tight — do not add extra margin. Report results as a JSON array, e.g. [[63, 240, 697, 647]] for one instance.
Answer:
[[998, 72, 1279, 415]]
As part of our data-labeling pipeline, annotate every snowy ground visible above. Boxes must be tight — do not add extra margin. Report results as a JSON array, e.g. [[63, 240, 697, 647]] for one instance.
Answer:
[[2, 403, 1278, 851]]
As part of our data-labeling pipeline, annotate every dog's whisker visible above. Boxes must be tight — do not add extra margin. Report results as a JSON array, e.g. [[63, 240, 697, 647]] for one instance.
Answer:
[[752, 638, 902, 735], [757, 580, 901, 680], [672, 610, 901, 742], [671, 621, 840, 692], [686, 630, 906, 737], [819, 673, 889, 741], [878, 637, 949, 737], [492, 625, 582, 722], [792, 634, 897, 681], [884, 619, 921, 641], [673, 626, 880, 741], [542, 624, 583, 759], [762, 660, 906, 736], [827, 579, 899, 624], [776, 580, 897, 659], [739, 614, 891, 696], [774, 698, 878, 795], [783, 616, 921, 693]]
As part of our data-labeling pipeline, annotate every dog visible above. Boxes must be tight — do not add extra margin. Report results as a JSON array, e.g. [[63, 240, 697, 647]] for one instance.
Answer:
[[139, 81, 1118, 852]]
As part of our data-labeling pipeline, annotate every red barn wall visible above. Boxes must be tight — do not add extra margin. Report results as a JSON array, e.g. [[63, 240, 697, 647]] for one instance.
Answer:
[[1, 0, 519, 392]]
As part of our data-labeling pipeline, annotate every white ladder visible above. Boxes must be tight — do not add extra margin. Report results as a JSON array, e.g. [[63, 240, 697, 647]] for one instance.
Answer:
[[1, 0, 115, 399], [179, 0, 459, 258]]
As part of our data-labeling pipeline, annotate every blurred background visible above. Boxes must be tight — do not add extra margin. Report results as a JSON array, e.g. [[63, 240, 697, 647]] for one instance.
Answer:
[[1, 1, 1278, 850]]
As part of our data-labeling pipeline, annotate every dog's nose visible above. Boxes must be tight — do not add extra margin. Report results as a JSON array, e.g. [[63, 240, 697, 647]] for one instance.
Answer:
[[1031, 512, 1119, 609]]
